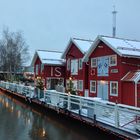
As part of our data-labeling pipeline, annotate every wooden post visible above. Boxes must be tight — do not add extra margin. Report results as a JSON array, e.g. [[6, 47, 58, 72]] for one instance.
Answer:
[[67, 95, 70, 110], [115, 103, 119, 128], [79, 97, 82, 115]]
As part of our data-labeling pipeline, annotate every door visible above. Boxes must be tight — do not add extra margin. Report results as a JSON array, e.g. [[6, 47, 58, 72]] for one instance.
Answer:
[[137, 84, 140, 107], [84, 89, 89, 97], [97, 81, 108, 100]]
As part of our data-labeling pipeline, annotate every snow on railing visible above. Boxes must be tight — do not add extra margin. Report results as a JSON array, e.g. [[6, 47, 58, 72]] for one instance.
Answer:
[[0, 81, 140, 136]]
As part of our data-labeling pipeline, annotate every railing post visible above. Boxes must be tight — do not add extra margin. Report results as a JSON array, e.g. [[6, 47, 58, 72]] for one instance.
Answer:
[[79, 97, 82, 115], [93, 101, 97, 123], [115, 103, 119, 128], [67, 95, 70, 110]]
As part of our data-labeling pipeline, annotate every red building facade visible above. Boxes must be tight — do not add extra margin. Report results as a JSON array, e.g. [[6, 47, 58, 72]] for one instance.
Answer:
[[31, 50, 65, 90], [83, 35, 140, 107], [61, 38, 93, 96]]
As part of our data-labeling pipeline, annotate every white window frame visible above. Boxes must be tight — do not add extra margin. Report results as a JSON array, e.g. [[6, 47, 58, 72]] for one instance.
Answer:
[[41, 64, 44, 72], [79, 59, 83, 70], [110, 81, 118, 96], [71, 59, 78, 75], [78, 80, 83, 91], [109, 55, 117, 66], [67, 59, 70, 71], [36, 64, 39, 75], [90, 80, 96, 93], [91, 58, 97, 68]]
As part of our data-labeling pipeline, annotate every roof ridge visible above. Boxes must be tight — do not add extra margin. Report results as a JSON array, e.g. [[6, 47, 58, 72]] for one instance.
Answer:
[[73, 37, 94, 42], [37, 49, 63, 53], [100, 35, 140, 42]]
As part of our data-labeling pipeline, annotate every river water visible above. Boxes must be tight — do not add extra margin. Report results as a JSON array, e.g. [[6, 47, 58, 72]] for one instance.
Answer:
[[0, 92, 121, 140]]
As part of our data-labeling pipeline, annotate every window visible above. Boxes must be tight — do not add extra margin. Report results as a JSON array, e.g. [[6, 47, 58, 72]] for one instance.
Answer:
[[90, 80, 96, 93], [78, 80, 83, 91], [67, 59, 70, 70], [91, 58, 97, 67], [71, 59, 78, 75], [41, 64, 44, 72], [36, 64, 39, 75], [79, 59, 83, 69], [110, 81, 118, 96], [110, 55, 117, 66]]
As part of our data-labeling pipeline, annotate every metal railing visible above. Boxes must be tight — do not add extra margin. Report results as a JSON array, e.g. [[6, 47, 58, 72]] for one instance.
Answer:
[[0, 81, 140, 136]]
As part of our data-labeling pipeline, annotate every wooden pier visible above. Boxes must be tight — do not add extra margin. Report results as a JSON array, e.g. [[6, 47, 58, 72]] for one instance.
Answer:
[[0, 81, 140, 140]]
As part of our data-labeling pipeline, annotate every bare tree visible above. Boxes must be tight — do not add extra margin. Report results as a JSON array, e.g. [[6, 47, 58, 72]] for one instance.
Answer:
[[0, 28, 30, 80]]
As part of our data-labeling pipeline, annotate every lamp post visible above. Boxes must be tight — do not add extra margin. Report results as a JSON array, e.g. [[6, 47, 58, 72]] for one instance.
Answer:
[[69, 77, 72, 94]]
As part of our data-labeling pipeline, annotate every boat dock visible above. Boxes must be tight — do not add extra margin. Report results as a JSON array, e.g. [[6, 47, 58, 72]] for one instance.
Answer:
[[0, 81, 140, 139]]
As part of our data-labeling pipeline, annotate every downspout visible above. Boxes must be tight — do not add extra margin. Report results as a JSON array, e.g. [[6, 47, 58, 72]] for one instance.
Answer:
[[135, 82, 137, 107]]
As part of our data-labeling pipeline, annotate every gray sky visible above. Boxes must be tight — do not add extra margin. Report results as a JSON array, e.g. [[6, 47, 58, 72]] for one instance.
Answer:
[[0, 0, 140, 64]]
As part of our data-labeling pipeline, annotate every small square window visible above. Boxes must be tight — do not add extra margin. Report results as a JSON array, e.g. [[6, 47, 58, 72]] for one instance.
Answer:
[[110, 81, 118, 96], [90, 80, 96, 93], [110, 55, 117, 66], [91, 58, 97, 68]]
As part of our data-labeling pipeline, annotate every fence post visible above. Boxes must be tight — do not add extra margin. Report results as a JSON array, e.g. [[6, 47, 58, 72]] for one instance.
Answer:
[[115, 103, 119, 128], [67, 95, 70, 110], [93, 101, 97, 123], [79, 97, 82, 115]]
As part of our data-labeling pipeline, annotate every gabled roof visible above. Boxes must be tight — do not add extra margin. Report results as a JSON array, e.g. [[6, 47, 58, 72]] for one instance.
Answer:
[[61, 38, 93, 59], [121, 70, 140, 83], [31, 50, 65, 66], [83, 35, 140, 62]]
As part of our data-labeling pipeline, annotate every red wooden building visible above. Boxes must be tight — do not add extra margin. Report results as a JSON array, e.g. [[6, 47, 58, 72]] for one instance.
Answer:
[[61, 38, 93, 96], [83, 35, 140, 107], [31, 50, 65, 90]]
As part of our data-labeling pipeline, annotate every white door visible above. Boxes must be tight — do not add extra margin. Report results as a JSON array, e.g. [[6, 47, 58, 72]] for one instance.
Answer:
[[97, 81, 108, 100]]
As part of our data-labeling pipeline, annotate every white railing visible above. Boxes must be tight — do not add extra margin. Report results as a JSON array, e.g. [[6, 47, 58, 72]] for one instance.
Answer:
[[0, 81, 140, 136]]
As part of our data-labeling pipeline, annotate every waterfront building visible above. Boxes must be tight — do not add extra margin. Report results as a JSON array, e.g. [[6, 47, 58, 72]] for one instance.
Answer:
[[83, 35, 140, 107], [31, 50, 65, 90], [61, 38, 93, 96]]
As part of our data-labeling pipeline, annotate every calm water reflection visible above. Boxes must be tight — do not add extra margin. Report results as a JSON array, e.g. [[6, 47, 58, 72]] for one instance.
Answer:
[[0, 92, 116, 140]]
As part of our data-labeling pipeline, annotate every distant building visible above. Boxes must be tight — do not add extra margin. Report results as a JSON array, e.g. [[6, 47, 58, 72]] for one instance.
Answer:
[[31, 50, 65, 90]]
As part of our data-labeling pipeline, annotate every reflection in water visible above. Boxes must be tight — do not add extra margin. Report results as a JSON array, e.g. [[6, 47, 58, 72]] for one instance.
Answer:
[[0, 92, 115, 140]]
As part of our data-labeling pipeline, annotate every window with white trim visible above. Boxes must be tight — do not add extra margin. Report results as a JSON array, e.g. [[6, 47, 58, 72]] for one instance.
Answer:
[[110, 81, 118, 96], [109, 55, 117, 66], [78, 80, 83, 91], [79, 59, 82, 69], [71, 59, 78, 75], [67, 59, 70, 70], [91, 58, 97, 67], [90, 80, 96, 93], [41, 64, 44, 72], [35, 64, 39, 75]]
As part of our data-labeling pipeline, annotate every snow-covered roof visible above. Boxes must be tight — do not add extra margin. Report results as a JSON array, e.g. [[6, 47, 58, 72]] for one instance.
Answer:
[[83, 35, 140, 62], [31, 50, 65, 66], [61, 38, 93, 59], [121, 70, 140, 83]]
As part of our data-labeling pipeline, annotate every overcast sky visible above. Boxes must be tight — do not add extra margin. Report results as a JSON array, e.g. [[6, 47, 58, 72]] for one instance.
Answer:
[[0, 0, 140, 64]]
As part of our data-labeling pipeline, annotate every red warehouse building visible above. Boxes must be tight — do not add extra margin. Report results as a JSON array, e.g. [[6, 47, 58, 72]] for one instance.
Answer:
[[83, 35, 140, 107], [61, 38, 93, 96], [31, 50, 65, 90]]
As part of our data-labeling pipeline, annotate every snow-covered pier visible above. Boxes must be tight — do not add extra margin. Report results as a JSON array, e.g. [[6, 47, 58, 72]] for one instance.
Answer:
[[0, 81, 140, 139]]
